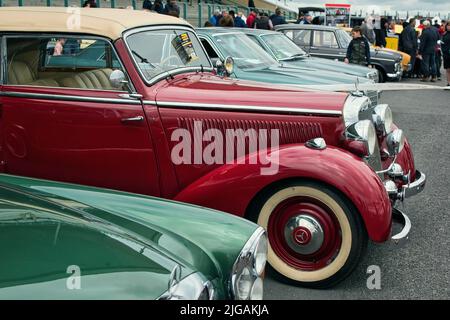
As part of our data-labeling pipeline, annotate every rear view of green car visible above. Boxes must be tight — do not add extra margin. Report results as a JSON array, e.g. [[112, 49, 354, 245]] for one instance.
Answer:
[[0, 174, 267, 300]]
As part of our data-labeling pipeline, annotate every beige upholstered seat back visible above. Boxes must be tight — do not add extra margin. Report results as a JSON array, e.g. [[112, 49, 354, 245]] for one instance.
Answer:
[[8, 61, 35, 85], [59, 69, 114, 90]]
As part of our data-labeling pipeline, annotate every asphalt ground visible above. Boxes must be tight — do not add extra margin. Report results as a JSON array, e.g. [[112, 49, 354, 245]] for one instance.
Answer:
[[264, 71, 450, 300]]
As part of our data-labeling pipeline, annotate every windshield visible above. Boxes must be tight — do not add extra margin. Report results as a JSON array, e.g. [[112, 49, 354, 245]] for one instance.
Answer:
[[212, 33, 277, 69], [126, 29, 211, 82], [260, 34, 307, 60], [336, 29, 352, 48]]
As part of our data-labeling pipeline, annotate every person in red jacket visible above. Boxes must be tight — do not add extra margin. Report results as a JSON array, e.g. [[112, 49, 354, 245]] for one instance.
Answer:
[[247, 9, 257, 28]]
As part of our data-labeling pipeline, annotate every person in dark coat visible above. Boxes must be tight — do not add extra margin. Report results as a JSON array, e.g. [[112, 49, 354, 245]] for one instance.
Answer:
[[419, 20, 439, 81], [255, 12, 273, 30], [153, 0, 164, 14], [400, 18, 418, 77], [230, 10, 246, 28], [345, 26, 371, 66], [269, 8, 286, 27], [375, 18, 388, 48], [163, 0, 180, 18], [442, 22, 450, 86], [142, 0, 153, 11]]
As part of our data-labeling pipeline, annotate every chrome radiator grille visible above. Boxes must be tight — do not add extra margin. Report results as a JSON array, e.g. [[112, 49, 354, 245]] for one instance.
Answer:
[[365, 90, 379, 108]]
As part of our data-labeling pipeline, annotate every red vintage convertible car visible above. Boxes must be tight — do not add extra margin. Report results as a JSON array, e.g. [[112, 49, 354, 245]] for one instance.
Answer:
[[0, 7, 425, 288]]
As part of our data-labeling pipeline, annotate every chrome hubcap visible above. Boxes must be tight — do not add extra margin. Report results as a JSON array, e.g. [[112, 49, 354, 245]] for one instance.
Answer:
[[284, 214, 324, 255]]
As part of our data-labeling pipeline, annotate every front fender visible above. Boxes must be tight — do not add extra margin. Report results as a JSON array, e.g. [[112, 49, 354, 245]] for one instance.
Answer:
[[175, 145, 392, 242]]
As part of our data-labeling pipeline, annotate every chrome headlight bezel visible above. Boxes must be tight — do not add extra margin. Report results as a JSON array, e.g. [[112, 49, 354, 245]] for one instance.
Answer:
[[230, 227, 267, 300], [345, 120, 377, 155], [343, 95, 371, 127], [386, 128, 405, 155], [373, 104, 393, 135]]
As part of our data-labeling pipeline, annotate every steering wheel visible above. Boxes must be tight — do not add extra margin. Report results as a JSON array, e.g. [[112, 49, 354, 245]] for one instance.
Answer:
[[160, 54, 183, 66]]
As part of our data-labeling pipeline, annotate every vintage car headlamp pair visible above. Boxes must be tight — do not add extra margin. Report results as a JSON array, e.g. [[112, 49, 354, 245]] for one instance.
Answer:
[[373, 104, 393, 135], [231, 227, 267, 300]]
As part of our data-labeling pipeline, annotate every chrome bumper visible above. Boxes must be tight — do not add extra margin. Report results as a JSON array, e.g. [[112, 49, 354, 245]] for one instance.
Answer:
[[403, 170, 426, 199], [391, 207, 411, 244]]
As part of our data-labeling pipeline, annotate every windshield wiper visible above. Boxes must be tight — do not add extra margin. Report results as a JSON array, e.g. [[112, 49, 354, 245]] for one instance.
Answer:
[[132, 50, 155, 68], [280, 53, 307, 61]]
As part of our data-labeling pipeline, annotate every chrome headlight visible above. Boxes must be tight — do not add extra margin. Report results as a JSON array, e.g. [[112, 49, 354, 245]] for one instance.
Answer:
[[386, 129, 405, 155], [159, 266, 214, 300], [367, 70, 379, 83], [373, 104, 393, 135], [231, 227, 267, 300], [343, 95, 371, 127], [346, 120, 377, 155]]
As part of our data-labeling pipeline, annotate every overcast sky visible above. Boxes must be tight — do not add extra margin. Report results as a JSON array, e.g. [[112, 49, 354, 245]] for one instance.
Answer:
[[284, 0, 450, 16]]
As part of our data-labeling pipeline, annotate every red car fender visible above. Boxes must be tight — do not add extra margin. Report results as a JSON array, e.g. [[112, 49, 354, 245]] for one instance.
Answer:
[[174, 144, 392, 242]]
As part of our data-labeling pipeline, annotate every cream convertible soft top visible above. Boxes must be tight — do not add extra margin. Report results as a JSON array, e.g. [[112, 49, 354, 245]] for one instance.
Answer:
[[0, 7, 191, 40]]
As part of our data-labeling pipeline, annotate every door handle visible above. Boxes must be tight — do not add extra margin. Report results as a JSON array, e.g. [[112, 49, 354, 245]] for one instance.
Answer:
[[121, 116, 144, 123]]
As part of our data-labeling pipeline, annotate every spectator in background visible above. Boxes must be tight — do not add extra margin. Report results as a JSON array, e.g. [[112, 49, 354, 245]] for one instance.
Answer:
[[209, 10, 221, 26], [299, 13, 312, 25], [248, 0, 255, 9], [246, 9, 257, 28], [270, 8, 286, 27], [142, 0, 152, 11], [255, 12, 273, 30], [296, 12, 304, 24], [433, 22, 443, 80], [53, 38, 66, 56], [204, 21, 214, 27], [219, 14, 234, 27], [400, 18, 418, 78], [238, 12, 247, 24], [361, 16, 376, 45], [418, 20, 439, 82], [82, 0, 97, 7], [441, 22, 450, 86], [345, 26, 371, 66], [163, 0, 180, 18], [230, 10, 247, 28], [153, 0, 164, 14], [375, 18, 388, 48]]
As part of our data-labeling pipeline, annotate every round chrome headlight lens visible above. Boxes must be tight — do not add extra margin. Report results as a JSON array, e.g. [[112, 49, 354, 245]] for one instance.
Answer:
[[254, 233, 267, 276], [250, 277, 264, 300], [343, 95, 371, 127], [386, 129, 405, 155], [236, 267, 253, 300], [353, 120, 377, 155], [373, 104, 393, 134]]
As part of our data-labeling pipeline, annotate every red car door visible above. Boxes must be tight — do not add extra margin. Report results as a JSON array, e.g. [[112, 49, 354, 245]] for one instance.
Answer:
[[0, 35, 159, 196]]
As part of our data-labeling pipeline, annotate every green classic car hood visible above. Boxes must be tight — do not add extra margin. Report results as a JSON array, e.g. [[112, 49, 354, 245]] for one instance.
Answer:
[[0, 174, 257, 297], [234, 64, 369, 85], [283, 56, 374, 78]]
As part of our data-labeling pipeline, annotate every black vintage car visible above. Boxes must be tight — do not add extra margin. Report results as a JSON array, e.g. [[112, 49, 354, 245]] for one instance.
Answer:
[[275, 24, 403, 82]]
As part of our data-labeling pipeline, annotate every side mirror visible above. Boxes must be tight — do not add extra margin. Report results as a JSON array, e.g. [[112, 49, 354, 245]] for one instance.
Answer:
[[215, 56, 234, 77], [109, 69, 128, 89]]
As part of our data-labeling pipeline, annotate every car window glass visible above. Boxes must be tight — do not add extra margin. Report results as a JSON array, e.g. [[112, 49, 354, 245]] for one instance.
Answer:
[[285, 30, 311, 46], [261, 34, 307, 59], [200, 39, 219, 58], [6, 36, 127, 91], [313, 31, 339, 48], [126, 29, 211, 82]]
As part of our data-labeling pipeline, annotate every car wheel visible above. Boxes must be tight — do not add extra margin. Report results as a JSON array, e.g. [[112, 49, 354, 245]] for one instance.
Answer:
[[375, 67, 386, 83], [248, 180, 368, 288]]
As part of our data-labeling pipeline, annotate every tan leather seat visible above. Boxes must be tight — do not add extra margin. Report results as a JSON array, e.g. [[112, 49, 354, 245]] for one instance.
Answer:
[[8, 60, 60, 87], [59, 69, 114, 90]]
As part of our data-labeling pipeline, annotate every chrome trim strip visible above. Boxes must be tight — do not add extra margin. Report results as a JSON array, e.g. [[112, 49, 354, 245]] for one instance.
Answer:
[[0, 91, 142, 105], [144, 100, 343, 116]]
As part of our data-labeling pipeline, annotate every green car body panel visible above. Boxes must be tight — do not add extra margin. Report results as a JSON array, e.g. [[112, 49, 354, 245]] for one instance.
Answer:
[[0, 174, 258, 299]]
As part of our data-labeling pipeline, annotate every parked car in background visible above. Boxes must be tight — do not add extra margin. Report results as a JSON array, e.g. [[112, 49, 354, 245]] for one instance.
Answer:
[[196, 27, 373, 86], [275, 24, 404, 82], [237, 28, 379, 82], [0, 174, 266, 299], [0, 7, 425, 288]]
